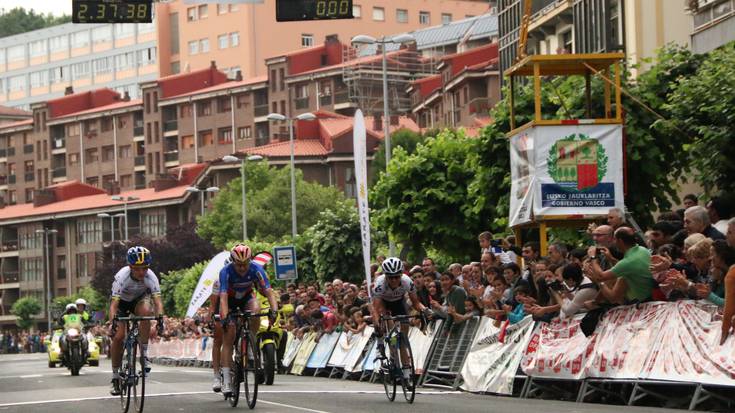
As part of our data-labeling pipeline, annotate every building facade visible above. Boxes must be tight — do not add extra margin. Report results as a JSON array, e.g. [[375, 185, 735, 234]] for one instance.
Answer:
[[689, 0, 735, 54], [0, 22, 159, 109]]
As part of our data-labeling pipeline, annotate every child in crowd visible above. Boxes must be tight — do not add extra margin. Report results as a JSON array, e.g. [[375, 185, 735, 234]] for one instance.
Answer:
[[505, 286, 530, 324]]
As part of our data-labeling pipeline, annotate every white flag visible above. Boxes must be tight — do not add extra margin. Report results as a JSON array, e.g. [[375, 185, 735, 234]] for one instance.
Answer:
[[353, 110, 372, 297], [185, 251, 230, 318]]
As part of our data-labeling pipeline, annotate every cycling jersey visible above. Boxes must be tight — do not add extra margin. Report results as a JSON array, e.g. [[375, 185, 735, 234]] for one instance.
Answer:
[[218, 262, 270, 300], [111, 266, 161, 302], [372, 274, 415, 302]]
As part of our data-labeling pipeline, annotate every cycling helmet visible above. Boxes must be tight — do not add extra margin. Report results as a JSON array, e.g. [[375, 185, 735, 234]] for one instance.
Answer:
[[381, 257, 404, 276], [75, 298, 87, 306], [127, 246, 152, 266], [65, 303, 77, 312], [230, 244, 252, 263]]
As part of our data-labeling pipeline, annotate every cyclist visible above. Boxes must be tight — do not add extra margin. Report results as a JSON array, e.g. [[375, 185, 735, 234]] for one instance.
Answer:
[[219, 244, 278, 396], [109, 246, 164, 396], [208, 272, 224, 393], [75, 298, 90, 323], [371, 257, 429, 380]]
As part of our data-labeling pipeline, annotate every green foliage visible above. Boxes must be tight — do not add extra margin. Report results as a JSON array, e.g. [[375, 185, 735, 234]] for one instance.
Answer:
[[370, 129, 426, 185], [0, 7, 71, 38], [52, 287, 106, 317], [197, 161, 353, 248], [11, 297, 42, 330], [659, 42, 735, 194]]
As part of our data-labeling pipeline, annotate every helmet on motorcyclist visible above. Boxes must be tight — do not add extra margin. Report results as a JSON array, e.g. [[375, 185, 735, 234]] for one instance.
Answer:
[[75, 298, 87, 307], [65, 303, 77, 313]]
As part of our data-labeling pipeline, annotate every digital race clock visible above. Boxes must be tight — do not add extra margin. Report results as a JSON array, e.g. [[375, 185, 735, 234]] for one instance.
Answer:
[[73, 0, 153, 24], [276, 0, 354, 22]]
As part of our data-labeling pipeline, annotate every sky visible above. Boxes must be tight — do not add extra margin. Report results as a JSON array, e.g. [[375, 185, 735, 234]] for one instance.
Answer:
[[0, 0, 72, 16]]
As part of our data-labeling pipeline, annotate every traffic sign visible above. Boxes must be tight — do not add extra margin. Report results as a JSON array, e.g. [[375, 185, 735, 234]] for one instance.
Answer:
[[273, 246, 298, 280]]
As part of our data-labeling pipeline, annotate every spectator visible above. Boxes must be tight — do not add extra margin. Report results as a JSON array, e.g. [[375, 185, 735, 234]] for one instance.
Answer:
[[480, 253, 496, 272], [607, 207, 626, 230], [548, 243, 569, 267], [684, 205, 725, 240], [707, 196, 732, 236], [478, 231, 493, 255], [587, 227, 653, 304], [683, 193, 698, 209], [721, 241, 735, 345], [422, 258, 442, 280], [426, 280, 442, 304], [448, 296, 481, 323], [727, 217, 735, 248], [521, 241, 541, 280], [550, 263, 598, 319], [649, 221, 680, 250], [448, 263, 463, 279], [505, 286, 530, 324], [695, 240, 734, 306], [430, 272, 467, 326]]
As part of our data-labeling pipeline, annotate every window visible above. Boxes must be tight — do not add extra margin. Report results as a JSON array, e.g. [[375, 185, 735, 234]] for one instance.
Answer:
[[30, 71, 48, 88], [115, 24, 135, 38], [353, 5, 361, 18], [217, 97, 231, 112], [76, 219, 101, 244], [67, 123, 80, 137], [120, 174, 132, 188], [271, 69, 277, 92], [218, 127, 233, 143], [115, 52, 134, 70], [72, 61, 90, 79], [95, 56, 113, 74], [188, 40, 199, 55], [198, 130, 213, 146], [561, 30, 573, 53], [8, 45, 25, 61], [200, 38, 210, 53], [419, 11, 430, 25], [118, 145, 131, 158], [182, 135, 194, 149], [230, 3, 239, 11], [236, 94, 248, 108], [217, 3, 228, 14], [85, 148, 99, 163], [302, 34, 314, 47], [230, 32, 239, 47], [180, 104, 193, 118], [87, 176, 99, 187], [142, 212, 166, 237], [219, 34, 228, 49], [199, 100, 212, 115], [69, 153, 80, 165], [187, 7, 197, 21], [49, 66, 67, 84], [238, 126, 251, 140], [76, 254, 88, 278], [29, 40, 47, 57], [372, 7, 385, 21], [102, 145, 115, 162], [8, 75, 25, 92], [49, 35, 68, 52], [102, 174, 115, 190], [20, 258, 43, 280], [442, 13, 452, 24], [92, 26, 112, 43], [198, 5, 208, 18], [137, 47, 157, 66], [24, 188, 34, 203], [171, 61, 180, 74], [279, 68, 285, 90], [396, 9, 408, 23], [72, 31, 90, 48], [101, 117, 112, 132]]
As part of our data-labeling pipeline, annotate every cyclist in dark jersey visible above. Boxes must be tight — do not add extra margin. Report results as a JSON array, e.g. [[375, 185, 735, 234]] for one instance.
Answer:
[[219, 244, 278, 395]]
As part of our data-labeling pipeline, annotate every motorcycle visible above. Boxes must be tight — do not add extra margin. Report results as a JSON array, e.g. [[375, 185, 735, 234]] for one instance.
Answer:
[[61, 327, 89, 376], [256, 294, 286, 385]]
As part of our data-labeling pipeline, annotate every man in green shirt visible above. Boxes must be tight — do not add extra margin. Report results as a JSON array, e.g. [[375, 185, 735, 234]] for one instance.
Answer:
[[587, 227, 653, 304]]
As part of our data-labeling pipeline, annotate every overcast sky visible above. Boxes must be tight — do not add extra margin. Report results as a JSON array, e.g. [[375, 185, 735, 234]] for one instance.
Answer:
[[1, 1, 72, 16]]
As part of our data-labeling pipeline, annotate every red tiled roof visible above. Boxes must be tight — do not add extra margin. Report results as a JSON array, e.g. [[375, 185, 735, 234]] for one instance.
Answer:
[[289, 49, 412, 77], [52, 99, 142, 120], [0, 119, 33, 130], [243, 139, 329, 158], [157, 65, 229, 98], [0, 105, 31, 117], [47, 88, 121, 119], [161, 76, 268, 101], [441, 43, 499, 76], [363, 116, 420, 139], [412, 74, 442, 99], [473, 116, 492, 127]]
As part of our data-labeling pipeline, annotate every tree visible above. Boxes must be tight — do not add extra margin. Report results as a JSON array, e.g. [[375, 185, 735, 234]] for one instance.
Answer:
[[91, 223, 217, 298], [197, 161, 354, 247], [370, 129, 426, 185], [659, 42, 735, 194], [11, 297, 42, 330], [0, 8, 71, 38], [52, 286, 107, 318]]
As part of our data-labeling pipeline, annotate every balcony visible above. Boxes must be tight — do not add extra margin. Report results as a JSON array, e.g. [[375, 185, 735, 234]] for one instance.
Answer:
[[295, 97, 309, 110], [7, 147, 14, 157], [134, 155, 146, 166], [334, 91, 349, 104], [24, 172, 34, 182], [319, 95, 333, 107], [0, 148, 5, 157], [57, 268, 66, 280], [23, 144, 34, 154], [163, 119, 178, 132], [52, 167, 66, 178], [8, 175, 16, 184], [468, 97, 492, 115], [0, 175, 5, 185], [274, 132, 290, 141], [164, 151, 179, 163], [1, 239, 18, 252], [254, 104, 269, 117], [134, 125, 144, 137], [52, 138, 66, 150], [1, 272, 18, 283]]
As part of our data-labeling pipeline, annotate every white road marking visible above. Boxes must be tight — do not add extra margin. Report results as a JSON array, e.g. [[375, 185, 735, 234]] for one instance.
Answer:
[[19, 374, 42, 378], [259, 400, 332, 413], [0, 389, 459, 407]]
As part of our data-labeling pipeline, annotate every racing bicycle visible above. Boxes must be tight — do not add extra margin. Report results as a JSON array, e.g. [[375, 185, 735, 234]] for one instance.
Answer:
[[224, 309, 271, 409], [114, 315, 161, 413], [376, 313, 423, 404]]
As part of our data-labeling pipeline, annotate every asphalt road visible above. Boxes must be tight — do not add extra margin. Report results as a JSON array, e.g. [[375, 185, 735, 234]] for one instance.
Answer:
[[0, 353, 694, 413]]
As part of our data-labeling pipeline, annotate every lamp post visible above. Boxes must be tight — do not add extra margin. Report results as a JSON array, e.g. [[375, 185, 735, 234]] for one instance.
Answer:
[[222, 154, 264, 241], [111, 195, 140, 241], [36, 228, 58, 333], [351, 33, 415, 255], [186, 186, 220, 216], [266, 112, 317, 240], [97, 212, 125, 260]]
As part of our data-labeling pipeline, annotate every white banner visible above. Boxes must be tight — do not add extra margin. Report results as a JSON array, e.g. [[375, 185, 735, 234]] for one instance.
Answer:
[[353, 109, 372, 296], [461, 316, 535, 394], [509, 130, 535, 227], [342, 326, 375, 372], [306, 332, 340, 369], [521, 314, 592, 379], [409, 321, 442, 374], [185, 251, 230, 318]]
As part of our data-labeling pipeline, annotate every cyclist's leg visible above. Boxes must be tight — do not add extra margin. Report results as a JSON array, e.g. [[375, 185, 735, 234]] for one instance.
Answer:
[[221, 297, 238, 393], [397, 301, 412, 371], [212, 299, 223, 391], [247, 295, 261, 355], [370, 298, 387, 356], [109, 301, 130, 395], [133, 296, 154, 357]]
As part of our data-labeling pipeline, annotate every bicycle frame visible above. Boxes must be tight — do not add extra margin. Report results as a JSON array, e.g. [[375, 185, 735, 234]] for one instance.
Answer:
[[224, 309, 270, 409], [377, 313, 421, 403], [116, 315, 157, 413]]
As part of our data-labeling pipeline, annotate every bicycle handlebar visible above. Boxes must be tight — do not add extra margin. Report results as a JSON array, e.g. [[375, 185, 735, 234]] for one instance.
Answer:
[[116, 316, 159, 321], [379, 314, 423, 322]]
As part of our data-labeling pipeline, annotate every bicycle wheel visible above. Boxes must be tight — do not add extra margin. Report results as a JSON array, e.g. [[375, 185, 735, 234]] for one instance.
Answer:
[[381, 355, 396, 402], [243, 332, 259, 409], [398, 332, 416, 403], [228, 336, 241, 407], [119, 343, 134, 413], [133, 346, 146, 413]]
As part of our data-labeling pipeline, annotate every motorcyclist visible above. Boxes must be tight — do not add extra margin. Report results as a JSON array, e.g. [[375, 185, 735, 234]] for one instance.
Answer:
[[75, 298, 91, 324], [58, 304, 87, 364]]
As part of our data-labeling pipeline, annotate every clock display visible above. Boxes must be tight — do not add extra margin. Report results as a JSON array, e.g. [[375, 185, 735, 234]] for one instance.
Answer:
[[276, 0, 354, 22], [73, 0, 153, 24]]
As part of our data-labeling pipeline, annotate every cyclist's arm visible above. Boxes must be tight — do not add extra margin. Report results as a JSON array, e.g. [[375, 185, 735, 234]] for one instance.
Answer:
[[256, 269, 277, 312], [263, 288, 278, 313], [152, 294, 164, 317], [219, 292, 229, 319], [109, 298, 119, 321]]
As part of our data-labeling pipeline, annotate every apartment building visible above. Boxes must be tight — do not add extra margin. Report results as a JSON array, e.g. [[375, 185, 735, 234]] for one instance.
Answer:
[[0, 22, 159, 109], [0, 105, 31, 126], [0, 163, 207, 327], [155, 0, 493, 78], [409, 42, 501, 131], [689, 0, 735, 54]]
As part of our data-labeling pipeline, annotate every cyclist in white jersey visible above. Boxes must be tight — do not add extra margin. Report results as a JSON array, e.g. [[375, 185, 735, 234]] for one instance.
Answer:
[[109, 246, 164, 396], [370, 257, 429, 379]]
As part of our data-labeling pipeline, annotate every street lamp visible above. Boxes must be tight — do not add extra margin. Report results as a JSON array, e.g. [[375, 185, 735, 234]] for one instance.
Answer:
[[36, 228, 58, 333], [266, 112, 317, 240], [186, 186, 220, 216], [351, 33, 415, 256], [97, 212, 126, 260], [222, 154, 264, 241], [111, 195, 140, 241]]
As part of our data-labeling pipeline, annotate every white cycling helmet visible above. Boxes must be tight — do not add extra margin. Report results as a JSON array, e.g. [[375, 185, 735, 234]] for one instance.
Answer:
[[75, 298, 87, 306], [381, 257, 404, 276]]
